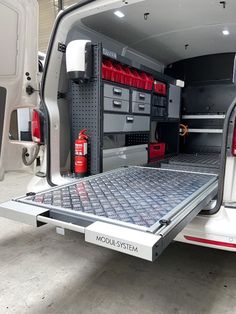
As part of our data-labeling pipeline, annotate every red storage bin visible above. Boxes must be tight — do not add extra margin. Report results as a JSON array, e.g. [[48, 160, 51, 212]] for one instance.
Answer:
[[123, 67, 135, 86], [154, 81, 167, 96], [140, 72, 154, 90], [113, 63, 125, 84], [131, 69, 145, 89], [102, 60, 115, 81], [149, 143, 166, 160]]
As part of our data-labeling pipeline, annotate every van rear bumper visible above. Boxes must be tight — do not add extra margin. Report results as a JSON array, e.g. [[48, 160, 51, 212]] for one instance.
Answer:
[[176, 205, 236, 251]]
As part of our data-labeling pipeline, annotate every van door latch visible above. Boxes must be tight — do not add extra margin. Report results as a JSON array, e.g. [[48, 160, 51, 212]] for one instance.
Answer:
[[26, 85, 35, 95]]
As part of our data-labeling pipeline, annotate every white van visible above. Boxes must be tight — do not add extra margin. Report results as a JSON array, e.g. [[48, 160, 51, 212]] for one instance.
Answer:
[[0, 0, 236, 261]]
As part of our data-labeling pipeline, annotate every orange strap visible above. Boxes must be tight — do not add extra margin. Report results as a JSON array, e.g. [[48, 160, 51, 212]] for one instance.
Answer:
[[180, 124, 188, 137]]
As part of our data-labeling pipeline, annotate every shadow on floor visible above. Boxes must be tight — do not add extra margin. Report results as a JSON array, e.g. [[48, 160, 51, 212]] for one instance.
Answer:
[[1, 225, 235, 314]]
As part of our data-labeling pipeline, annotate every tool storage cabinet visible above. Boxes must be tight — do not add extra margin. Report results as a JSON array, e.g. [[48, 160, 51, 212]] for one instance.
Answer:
[[69, 44, 181, 175]]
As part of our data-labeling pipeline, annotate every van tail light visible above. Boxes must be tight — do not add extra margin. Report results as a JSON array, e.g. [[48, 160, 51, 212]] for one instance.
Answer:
[[31, 109, 43, 144], [232, 118, 236, 156]]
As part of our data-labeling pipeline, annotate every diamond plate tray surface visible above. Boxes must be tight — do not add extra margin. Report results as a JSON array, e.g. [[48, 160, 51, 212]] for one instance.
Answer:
[[160, 163, 219, 175], [25, 167, 216, 228], [168, 153, 220, 168]]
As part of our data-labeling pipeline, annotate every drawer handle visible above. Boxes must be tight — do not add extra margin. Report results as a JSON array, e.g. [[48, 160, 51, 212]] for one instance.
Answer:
[[113, 88, 122, 96], [126, 116, 134, 123], [139, 93, 145, 100], [113, 100, 122, 107], [138, 104, 145, 110]]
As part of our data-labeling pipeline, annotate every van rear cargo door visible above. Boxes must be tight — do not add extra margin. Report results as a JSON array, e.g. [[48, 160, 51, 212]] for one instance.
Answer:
[[0, 166, 218, 261], [0, 0, 38, 179]]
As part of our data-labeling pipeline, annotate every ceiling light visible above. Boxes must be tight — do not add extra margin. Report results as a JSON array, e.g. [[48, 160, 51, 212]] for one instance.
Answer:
[[114, 10, 125, 18], [222, 29, 230, 35]]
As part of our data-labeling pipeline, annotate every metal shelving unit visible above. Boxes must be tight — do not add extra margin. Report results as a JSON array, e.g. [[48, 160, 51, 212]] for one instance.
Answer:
[[181, 114, 225, 134]]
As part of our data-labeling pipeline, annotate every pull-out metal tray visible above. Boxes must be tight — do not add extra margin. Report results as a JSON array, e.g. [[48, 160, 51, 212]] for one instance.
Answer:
[[168, 153, 220, 169], [0, 167, 218, 261]]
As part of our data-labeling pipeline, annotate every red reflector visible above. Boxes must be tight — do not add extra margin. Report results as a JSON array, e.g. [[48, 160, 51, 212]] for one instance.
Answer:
[[31, 110, 41, 143], [232, 118, 236, 156], [184, 235, 236, 248]]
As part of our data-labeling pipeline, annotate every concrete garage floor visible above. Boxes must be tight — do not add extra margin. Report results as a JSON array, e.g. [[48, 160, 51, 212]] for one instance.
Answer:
[[0, 173, 236, 314]]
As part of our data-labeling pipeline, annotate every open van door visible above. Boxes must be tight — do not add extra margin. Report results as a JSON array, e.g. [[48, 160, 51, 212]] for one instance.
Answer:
[[0, 0, 39, 180]]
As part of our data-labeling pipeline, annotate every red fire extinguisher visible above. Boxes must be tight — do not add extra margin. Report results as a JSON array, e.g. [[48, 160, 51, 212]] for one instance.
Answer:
[[74, 129, 88, 176]]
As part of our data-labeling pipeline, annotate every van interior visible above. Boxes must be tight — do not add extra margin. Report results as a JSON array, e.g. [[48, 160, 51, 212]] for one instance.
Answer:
[[51, 0, 236, 209]]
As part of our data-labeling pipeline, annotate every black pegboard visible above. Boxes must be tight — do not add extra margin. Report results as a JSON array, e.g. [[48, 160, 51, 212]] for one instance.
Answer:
[[125, 133, 149, 146], [70, 44, 102, 175]]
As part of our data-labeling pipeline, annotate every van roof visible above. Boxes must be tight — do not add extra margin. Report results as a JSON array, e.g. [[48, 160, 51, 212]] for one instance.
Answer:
[[82, 0, 236, 65]]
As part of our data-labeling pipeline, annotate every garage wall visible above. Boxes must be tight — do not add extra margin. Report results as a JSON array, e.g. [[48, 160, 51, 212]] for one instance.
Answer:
[[63, 0, 78, 8], [38, 0, 79, 52], [38, 0, 58, 52]]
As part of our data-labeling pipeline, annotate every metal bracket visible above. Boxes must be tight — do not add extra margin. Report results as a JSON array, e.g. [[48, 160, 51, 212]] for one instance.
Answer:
[[58, 42, 66, 53], [56, 227, 65, 236], [26, 85, 35, 95], [57, 91, 66, 99], [159, 219, 171, 226]]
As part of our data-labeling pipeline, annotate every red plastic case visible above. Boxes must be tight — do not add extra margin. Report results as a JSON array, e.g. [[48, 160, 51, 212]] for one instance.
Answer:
[[102, 60, 115, 81], [102, 59, 155, 91], [113, 63, 125, 84], [141, 72, 154, 90], [149, 143, 166, 160], [154, 81, 167, 95]]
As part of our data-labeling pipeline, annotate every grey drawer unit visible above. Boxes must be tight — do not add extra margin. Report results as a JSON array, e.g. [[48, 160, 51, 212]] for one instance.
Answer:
[[132, 91, 151, 104], [104, 97, 129, 113], [132, 102, 151, 114], [104, 84, 129, 101], [104, 114, 150, 133]]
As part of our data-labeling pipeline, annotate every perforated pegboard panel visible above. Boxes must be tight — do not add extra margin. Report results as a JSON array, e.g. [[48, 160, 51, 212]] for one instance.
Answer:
[[70, 44, 102, 175], [125, 133, 149, 146]]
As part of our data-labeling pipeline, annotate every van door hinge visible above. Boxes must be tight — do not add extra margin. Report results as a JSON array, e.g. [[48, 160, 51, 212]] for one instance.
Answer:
[[58, 42, 66, 53]]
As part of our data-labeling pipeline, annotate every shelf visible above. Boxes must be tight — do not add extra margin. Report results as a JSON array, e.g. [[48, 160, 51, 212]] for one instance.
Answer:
[[186, 128, 223, 134], [102, 79, 152, 93], [153, 92, 167, 98], [151, 117, 179, 122], [182, 114, 225, 120]]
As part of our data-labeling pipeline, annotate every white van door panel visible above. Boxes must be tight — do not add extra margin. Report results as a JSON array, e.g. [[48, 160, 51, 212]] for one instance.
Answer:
[[0, 0, 38, 180]]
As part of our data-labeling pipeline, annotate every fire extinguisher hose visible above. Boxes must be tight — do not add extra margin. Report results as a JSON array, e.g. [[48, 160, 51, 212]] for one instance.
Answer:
[[22, 144, 40, 166]]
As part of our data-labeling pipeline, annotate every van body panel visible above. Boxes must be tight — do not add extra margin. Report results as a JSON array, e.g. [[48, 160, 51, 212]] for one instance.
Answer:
[[0, 0, 38, 180], [176, 206, 236, 252]]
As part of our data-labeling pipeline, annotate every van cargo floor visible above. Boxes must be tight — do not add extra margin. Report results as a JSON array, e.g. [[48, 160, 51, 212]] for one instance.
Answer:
[[168, 153, 220, 169], [19, 167, 218, 231]]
